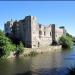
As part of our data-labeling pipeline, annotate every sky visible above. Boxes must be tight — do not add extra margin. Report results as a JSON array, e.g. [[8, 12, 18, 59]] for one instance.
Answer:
[[0, 1, 75, 36]]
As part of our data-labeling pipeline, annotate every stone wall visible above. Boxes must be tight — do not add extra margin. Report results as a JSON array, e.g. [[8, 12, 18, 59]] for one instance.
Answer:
[[4, 15, 65, 48], [22, 45, 62, 56], [4, 20, 13, 35], [7, 45, 62, 59]]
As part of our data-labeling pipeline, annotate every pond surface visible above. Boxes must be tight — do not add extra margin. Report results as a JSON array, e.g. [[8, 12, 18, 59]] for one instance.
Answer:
[[0, 46, 75, 75]]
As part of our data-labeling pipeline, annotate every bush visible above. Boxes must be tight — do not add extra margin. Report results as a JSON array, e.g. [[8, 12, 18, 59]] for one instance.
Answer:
[[15, 42, 24, 56], [59, 35, 73, 49], [18, 42, 24, 53], [30, 51, 38, 56], [3, 43, 16, 56], [0, 30, 16, 57]]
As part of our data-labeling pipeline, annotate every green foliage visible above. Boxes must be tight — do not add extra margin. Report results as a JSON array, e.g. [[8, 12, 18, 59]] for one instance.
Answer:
[[66, 33, 75, 45], [0, 30, 16, 57], [66, 33, 73, 38], [73, 37, 75, 44], [59, 35, 73, 49], [0, 29, 4, 36], [0, 30, 25, 58], [3, 43, 16, 56], [17, 42, 24, 54], [29, 51, 38, 56]]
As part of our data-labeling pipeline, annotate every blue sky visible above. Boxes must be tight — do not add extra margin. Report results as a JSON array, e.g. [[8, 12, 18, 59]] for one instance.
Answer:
[[0, 1, 75, 36]]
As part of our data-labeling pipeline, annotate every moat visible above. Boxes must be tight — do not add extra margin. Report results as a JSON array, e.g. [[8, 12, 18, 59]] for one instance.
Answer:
[[0, 46, 75, 75]]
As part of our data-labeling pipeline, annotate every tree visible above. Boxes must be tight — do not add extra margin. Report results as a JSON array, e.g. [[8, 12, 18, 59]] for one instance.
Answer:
[[3, 41, 16, 56], [59, 35, 73, 49], [0, 29, 4, 36], [66, 33, 72, 38], [0, 30, 16, 57]]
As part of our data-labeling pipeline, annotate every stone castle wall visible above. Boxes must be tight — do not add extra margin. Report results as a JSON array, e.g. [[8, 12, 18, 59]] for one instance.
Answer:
[[4, 15, 65, 48]]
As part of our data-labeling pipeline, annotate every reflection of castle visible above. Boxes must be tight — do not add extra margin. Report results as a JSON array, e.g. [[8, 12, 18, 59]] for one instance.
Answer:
[[4, 16, 66, 48]]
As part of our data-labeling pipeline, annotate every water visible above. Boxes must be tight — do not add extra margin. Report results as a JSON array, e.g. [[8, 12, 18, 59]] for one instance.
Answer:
[[0, 46, 75, 75]]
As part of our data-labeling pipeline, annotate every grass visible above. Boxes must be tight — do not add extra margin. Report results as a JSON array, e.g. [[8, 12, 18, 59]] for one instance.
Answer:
[[24, 51, 38, 57]]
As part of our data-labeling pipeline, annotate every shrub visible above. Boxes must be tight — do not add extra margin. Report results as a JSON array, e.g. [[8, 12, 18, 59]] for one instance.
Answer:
[[30, 51, 38, 56], [17, 42, 24, 53], [0, 30, 16, 57], [59, 35, 73, 49], [15, 42, 24, 56]]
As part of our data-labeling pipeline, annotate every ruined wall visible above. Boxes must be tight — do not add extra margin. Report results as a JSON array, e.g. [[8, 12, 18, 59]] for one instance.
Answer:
[[30, 17, 52, 48], [22, 16, 32, 47], [38, 25, 52, 47], [30, 16, 39, 48], [4, 15, 65, 48], [55, 27, 64, 42], [4, 20, 13, 35]]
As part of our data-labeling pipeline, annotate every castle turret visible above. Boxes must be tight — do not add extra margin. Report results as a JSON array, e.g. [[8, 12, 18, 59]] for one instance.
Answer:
[[4, 19, 13, 36]]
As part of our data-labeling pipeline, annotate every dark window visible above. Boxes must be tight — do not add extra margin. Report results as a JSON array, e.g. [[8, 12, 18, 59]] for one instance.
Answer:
[[44, 27, 46, 30], [38, 42, 40, 47], [44, 31, 46, 36], [39, 25, 41, 28], [39, 30, 42, 35], [50, 32, 52, 36]]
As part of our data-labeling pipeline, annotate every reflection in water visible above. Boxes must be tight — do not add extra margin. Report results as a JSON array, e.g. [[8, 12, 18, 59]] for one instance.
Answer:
[[0, 46, 75, 75], [15, 68, 68, 75], [31, 52, 62, 71]]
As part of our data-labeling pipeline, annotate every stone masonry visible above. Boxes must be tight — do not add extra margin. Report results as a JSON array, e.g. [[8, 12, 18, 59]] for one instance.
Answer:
[[4, 15, 66, 48]]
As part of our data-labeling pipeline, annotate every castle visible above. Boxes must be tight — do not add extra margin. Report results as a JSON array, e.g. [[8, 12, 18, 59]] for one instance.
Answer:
[[4, 16, 66, 48]]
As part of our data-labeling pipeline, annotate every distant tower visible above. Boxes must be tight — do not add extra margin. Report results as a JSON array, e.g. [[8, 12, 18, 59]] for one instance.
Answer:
[[4, 19, 13, 36], [22, 16, 32, 47], [31, 16, 38, 48], [21, 15, 38, 48]]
